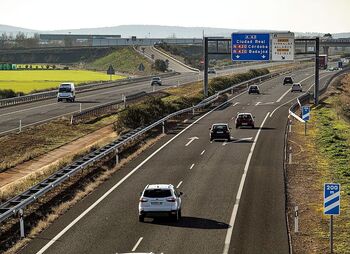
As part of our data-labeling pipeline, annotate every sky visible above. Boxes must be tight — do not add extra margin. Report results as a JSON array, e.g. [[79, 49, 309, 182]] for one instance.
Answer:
[[1, 0, 349, 33]]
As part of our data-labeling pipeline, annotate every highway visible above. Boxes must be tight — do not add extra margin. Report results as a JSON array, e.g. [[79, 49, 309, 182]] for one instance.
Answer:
[[18, 68, 336, 254], [0, 60, 294, 135]]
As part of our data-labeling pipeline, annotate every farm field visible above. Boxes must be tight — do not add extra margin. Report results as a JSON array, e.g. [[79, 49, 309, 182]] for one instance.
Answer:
[[0, 70, 125, 93]]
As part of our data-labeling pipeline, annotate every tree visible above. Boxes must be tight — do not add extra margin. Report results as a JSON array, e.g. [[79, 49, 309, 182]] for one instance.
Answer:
[[323, 33, 332, 39], [154, 59, 167, 72]]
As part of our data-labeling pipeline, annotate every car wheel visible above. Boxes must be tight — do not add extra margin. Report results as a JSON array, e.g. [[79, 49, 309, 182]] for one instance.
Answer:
[[139, 215, 144, 222], [236, 125, 239, 129], [178, 209, 182, 219], [252, 125, 255, 129], [227, 136, 231, 142], [173, 210, 180, 222]]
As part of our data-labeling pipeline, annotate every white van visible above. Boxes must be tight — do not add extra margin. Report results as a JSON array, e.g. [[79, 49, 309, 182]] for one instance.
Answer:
[[57, 83, 75, 102]]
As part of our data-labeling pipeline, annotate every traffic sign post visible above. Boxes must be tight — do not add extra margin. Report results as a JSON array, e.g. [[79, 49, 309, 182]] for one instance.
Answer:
[[107, 65, 115, 80], [302, 106, 310, 135], [324, 183, 341, 254], [231, 33, 270, 61]]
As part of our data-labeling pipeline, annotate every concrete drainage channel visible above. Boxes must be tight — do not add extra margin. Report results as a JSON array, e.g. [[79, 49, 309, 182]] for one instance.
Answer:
[[0, 68, 298, 242]]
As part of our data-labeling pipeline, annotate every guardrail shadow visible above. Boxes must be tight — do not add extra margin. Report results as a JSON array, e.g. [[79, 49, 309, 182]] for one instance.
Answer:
[[148, 216, 230, 229]]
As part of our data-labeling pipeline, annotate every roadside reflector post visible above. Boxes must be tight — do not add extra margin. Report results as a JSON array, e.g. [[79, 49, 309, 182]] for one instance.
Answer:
[[19, 209, 25, 238], [162, 121, 165, 134], [289, 119, 292, 133], [294, 206, 299, 233], [192, 104, 195, 116], [115, 148, 119, 165], [79, 103, 82, 113], [289, 147, 292, 164], [70, 115, 74, 125], [152, 85, 155, 92], [19, 120, 22, 133], [177, 80, 180, 87], [123, 95, 126, 108]]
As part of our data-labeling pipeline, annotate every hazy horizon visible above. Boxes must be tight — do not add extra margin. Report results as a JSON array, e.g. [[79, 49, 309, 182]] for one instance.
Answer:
[[1, 0, 349, 33]]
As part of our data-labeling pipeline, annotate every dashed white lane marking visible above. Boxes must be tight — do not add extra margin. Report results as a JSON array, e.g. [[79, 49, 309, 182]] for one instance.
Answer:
[[232, 102, 240, 107], [131, 237, 143, 252], [223, 112, 270, 254], [200, 150, 205, 155], [190, 163, 195, 170], [255, 102, 261, 106], [176, 181, 183, 188]]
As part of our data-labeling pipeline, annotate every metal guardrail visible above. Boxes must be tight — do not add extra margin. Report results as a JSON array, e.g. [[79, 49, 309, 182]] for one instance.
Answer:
[[0, 67, 296, 224], [0, 72, 179, 108]]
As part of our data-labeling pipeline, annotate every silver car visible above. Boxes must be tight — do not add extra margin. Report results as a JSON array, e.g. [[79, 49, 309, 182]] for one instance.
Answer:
[[291, 83, 302, 92]]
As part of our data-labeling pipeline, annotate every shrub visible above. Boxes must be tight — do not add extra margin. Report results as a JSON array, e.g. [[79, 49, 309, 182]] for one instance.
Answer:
[[0, 89, 21, 99], [208, 68, 269, 96], [114, 97, 172, 132], [154, 59, 167, 72]]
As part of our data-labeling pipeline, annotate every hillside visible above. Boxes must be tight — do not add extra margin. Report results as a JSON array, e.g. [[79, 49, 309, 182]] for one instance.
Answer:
[[86, 47, 155, 75], [1, 24, 349, 38]]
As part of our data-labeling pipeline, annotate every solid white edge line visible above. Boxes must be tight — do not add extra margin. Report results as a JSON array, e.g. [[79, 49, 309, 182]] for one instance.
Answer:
[[176, 181, 183, 188], [131, 237, 143, 252], [222, 112, 270, 254], [35, 79, 249, 254]]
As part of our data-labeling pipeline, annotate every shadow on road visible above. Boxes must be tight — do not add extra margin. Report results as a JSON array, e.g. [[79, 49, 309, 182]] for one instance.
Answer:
[[149, 216, 230, 229]]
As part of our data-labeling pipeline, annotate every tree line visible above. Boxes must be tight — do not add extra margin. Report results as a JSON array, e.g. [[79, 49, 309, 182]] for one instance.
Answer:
[[0, 32, 40, 49]]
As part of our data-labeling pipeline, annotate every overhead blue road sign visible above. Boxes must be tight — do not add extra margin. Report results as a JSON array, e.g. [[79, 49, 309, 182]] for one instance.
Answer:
[[324, 183, 340, 215], [302, 106, 310, 121], [231, 33, 270, 61]]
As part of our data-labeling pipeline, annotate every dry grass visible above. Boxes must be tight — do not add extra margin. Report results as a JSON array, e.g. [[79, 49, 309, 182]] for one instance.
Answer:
[[0, 114, 119, 173], [4, 134, 164, 254]]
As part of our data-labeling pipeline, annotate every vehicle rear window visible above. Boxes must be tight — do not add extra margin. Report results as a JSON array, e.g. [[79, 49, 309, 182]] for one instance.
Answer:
[[238, 114, 252, 120], [213, 125, 228, 131], [143, 189, 172, 198]]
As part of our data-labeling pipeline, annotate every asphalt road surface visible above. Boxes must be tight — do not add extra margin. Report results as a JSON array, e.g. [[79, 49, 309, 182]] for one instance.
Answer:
[[0, 60, 294, 135], [18, 68, 337, 254]]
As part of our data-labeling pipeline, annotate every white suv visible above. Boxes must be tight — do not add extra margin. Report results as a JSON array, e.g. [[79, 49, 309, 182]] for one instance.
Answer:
[[139, 184, 182, 222]]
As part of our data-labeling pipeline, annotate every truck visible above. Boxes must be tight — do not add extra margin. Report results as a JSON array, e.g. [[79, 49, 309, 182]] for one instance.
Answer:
[[319, 54, 328, 69]]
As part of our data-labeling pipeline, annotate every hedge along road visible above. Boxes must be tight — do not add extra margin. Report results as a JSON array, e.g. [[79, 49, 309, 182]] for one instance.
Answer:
[[0, 60, 295, 135], [18, 68, 337, 254]]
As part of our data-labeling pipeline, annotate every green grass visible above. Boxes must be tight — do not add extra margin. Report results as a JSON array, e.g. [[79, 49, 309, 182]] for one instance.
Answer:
[[0, 70, 125, 93], [312, 97, 350, 253], [87, 47, 155, 75]]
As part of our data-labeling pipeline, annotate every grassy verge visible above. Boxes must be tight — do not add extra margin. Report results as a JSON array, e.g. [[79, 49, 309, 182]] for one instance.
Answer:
[[87, 47, 155, 76], [287, 74, 350, 253]]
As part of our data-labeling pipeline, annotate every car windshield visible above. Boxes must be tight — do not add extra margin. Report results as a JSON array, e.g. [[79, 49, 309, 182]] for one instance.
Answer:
[[152, 77, 160, 81], [143, 189, 172, 198], [250, 86, 258, 89], [59, 86, 71, 92]]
